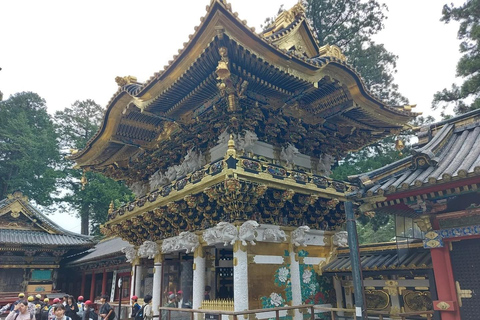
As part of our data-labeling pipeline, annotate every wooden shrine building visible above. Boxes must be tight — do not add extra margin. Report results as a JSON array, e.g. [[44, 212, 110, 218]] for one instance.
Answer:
[[0, 191, 94, 296], [69, 0, 417, 317], [350, 109, 480, 320]]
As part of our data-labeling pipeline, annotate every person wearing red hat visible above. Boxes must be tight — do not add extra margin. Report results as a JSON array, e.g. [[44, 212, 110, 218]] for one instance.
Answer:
[[82, 301, 97, 320], [76, 297, 84, 320], [130, 296, 140, 318], [175, 291, 183, 308], [48, 300, 60, 320]]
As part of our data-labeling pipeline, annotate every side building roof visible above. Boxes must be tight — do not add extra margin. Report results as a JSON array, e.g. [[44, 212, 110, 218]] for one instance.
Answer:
[[350, 109, 480, 202], [0, 191, 94, 248]]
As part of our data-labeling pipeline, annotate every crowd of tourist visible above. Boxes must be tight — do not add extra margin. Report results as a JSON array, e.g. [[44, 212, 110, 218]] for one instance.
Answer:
[[0, 294, 122, 320]]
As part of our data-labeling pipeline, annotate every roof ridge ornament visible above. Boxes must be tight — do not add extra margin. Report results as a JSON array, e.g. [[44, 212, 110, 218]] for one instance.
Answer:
[[318, 44, 346, 62], [115, 75, 138, 87], [269, 1, 305, 34]]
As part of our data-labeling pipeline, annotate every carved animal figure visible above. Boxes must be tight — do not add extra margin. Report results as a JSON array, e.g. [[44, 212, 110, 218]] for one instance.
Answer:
[[291, 226, 310, 247], [263, 228, 287, 242], [333, 231, 349, 247], [239, 220, 259, 245], [138, 240, 159, 259], [121, 246, 137, 263], [280, 143, 299, 165]]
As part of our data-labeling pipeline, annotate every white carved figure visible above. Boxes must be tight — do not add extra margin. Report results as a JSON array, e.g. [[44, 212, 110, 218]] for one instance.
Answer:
[[333, 231, 349, 247], [129, 181, 149, 197], [316, 154, 334, 176], [161, 238, 176, 253], [291, 226, 310, 247], [178, 231, 199, 253], [270, 292, 284, 307], [149, 170, 169, 191], [263, 228, 287, 242], [239, 220, 259, 245], [217, 128, 230, 145], [121, 246, 137, 263], [202, 222, 238, 246], [149, 148, 207, 191], [217, 128, 258, 152], [280, 143, 299, 165], [138, 240, 159, 259], [236, 130, 258, 152]]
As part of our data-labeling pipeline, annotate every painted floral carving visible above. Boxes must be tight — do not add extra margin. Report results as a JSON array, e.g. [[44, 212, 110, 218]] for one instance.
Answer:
[[302, 269, 313, 284], [270, 293, 284, 307], [277, 267, 289, 283]]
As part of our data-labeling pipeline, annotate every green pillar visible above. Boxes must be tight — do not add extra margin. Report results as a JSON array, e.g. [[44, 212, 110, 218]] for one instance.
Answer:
[[345, 201, 368, 320]]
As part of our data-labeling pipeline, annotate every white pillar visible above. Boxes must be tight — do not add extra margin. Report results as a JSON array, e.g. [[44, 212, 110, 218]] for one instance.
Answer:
[[192, 246, 206, 310], [233, 242, 248, 311], [333, 276, 344, 317], [289, 248, 302, 320], [130, 261, 137, 299], [152, 254, 163, 316], [135, 263, 143, 296]]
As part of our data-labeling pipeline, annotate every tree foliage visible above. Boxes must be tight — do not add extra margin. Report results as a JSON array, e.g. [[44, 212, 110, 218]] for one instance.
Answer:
[[0, 92, 61, 204], [304, 0, 407, 105], [55, 100, 134, 235], [433, 0, 480, 116]]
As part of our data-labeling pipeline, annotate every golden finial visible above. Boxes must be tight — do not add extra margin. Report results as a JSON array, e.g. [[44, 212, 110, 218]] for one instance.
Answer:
[[108, 200, 114, 214], [226, 134, 236, 158]]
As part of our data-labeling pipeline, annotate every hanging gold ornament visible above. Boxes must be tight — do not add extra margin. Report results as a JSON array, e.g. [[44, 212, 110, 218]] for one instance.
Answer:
[[80, 171, 88, 190], [395, 138, 405, 156]]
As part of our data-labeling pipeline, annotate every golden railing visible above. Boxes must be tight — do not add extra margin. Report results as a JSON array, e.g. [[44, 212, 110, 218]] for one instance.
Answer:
[[200, 299, 234, 311], [158, 304, 434, 320]]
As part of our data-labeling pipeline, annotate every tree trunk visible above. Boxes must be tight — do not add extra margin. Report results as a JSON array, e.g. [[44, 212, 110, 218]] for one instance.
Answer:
[[80, 205, 90, 235]]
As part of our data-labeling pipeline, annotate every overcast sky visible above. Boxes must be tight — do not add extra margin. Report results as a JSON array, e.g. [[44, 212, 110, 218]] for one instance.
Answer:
[[0, 0, 464, 233]]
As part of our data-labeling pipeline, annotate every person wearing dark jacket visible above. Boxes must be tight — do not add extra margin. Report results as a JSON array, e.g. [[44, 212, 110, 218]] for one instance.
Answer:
[[99, 295, 114, 320], [82, 301, 98, 320], [65, 296, 79, 320]]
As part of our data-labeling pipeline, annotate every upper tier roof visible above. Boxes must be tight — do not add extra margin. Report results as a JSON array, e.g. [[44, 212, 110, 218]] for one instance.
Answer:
[[69, 0, 418, 184], [0, 191, 94, 248], [350, 109, 480, 200]]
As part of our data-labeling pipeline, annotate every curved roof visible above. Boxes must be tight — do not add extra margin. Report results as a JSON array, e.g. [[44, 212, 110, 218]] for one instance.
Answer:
[[350, 109, 480, 199], [69, 0, 417, 184], [0, 192, 94, 248]]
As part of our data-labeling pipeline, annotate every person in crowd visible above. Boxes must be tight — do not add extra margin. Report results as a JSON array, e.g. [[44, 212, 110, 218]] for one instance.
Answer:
[[11, 293, 25, 311], [6, 300, 31, 320], [204, 286, 211, 300], [27, 296, 36, 319], [175, 291, 183, 308], [1, 303, 12, 315], [34, 295, 44, 320], [54, 304, 71, 320], [142, 296, 152, 320], [62, 297, 68, 307], [76, 297, 84, 320], [130, 296, 140, 319], [82, 301, 97, 320], [48, 300, 61, 320], [40, 298, 50, 320], [98, 295, 114, 320], [161, 294, 175, 320], [65, 297, 79, 320]]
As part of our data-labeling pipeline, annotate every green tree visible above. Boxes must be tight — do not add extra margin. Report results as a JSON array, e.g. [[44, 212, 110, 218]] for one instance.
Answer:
[[55, 100, 134, 235], [433, 0, 480, 116], [304, 0, 407, 105], [0, 92, 61, 204]]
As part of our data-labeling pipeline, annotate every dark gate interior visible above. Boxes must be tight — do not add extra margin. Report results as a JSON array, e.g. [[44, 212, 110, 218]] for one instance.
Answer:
[[0, 268, 23, 293], [451, 238, 480, 320]]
